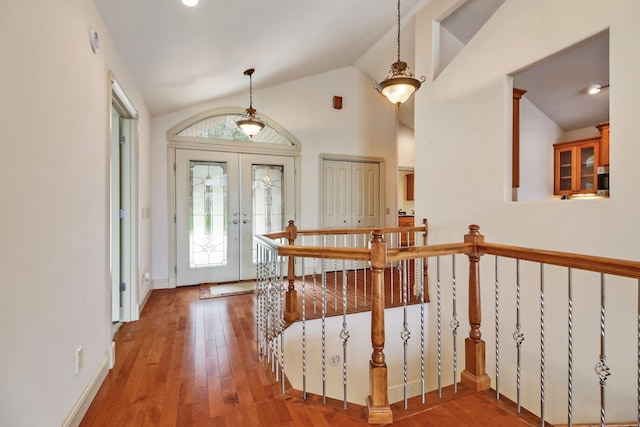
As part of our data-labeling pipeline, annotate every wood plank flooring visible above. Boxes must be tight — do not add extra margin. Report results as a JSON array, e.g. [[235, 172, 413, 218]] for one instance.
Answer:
[[81, 286, 543, 426]]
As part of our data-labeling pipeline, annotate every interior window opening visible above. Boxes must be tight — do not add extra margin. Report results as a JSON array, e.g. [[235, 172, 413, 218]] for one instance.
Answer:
[[510, 30, 609, 202]]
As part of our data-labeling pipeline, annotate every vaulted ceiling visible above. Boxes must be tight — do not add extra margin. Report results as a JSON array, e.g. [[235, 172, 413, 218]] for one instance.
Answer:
[[96, 0, 608, 132]]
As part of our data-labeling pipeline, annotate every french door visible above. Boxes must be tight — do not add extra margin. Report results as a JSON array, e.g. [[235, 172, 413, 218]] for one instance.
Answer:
[[176, 149, 294, 286]]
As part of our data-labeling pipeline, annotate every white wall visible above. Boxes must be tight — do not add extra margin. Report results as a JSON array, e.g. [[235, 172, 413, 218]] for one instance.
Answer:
[[414, 0, 640, 422], [0, 1, 151, 425], [150, 66, 397, 287], [517, 96, 561, 202]]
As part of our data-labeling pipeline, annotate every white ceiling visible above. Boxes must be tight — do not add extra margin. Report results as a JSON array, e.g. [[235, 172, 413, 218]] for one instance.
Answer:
[[95, 0, 426, 117], [513, 32, 609, 131], [96, 0, 609, 132]]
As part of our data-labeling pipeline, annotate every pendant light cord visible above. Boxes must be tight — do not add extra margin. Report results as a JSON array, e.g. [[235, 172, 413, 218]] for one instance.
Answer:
[[249, 73, 254, 109]]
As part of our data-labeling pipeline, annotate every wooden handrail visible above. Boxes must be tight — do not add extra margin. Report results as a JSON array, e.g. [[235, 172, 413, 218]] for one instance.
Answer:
[[263, 224, 427, 239], [480, 242, 640, 279], [386, 243, 472, 262]]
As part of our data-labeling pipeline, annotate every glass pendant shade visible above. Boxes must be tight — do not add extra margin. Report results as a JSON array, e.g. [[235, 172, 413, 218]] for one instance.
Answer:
[[377, 71, 422, 105], [237, 117, 264, 137]]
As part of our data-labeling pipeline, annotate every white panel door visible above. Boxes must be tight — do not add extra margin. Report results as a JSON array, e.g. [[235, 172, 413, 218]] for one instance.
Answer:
[[362, 162, 380, 227], [322, 160, 379, 229], [322, 160, 352, 228], [176, 150, 294, 286]]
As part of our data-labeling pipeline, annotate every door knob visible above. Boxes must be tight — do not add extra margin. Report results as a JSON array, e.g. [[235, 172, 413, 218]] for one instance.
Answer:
[[243, 219, 248, 224], [232, 219, 239, 224]]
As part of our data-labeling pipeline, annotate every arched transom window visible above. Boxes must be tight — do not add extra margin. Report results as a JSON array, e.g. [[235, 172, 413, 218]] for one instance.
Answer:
[[171, 110, 298, 148]]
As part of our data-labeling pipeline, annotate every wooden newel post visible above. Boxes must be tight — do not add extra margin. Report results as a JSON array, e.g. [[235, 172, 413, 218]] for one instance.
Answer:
[[284, 220, 299, 322], [461, 224, 491, 391], [366, 230, 393, 424]]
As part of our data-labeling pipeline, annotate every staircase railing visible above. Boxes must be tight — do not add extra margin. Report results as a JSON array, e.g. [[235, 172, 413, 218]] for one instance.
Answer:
[[255, 222, 640, 425]]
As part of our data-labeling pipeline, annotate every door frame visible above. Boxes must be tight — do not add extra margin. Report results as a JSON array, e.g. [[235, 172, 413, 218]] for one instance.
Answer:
[[167, 108, 301, 288], [110, 74, 139, 330]]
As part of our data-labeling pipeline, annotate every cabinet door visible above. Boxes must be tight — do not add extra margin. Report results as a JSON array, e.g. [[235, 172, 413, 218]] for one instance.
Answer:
[[576, 143, 597, 193], [555, 147, 574, 194]]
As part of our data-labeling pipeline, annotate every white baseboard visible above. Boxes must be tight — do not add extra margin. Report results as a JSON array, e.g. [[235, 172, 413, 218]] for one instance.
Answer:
[[152, 278, 169, 289], [62, 351, 110, 427]]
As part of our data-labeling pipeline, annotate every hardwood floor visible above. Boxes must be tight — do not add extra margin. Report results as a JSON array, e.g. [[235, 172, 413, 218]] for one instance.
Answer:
[[81, 286, 543, 426]]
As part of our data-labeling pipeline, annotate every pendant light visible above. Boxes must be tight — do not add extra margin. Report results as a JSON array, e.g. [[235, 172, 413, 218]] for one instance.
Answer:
[[376, 0, 425, 105], [237, 68, 265, 138]]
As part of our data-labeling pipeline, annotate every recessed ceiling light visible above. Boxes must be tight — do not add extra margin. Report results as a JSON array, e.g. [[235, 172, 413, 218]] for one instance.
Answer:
[[587, 83, 609, 95], [182, 0, 198, 6]]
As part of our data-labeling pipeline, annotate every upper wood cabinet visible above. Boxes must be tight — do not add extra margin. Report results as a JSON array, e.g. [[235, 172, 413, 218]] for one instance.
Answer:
[[406, 173, 414, 201], [554, 139, 599, 194], [553, 122, 609, 196]]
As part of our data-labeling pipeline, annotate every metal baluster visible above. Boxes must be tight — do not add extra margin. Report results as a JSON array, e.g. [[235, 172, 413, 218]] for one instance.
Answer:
[[495, 256, 500, 400], [513, 259, 525, 413], [391, 260, 395, 305], [302, 260, 307, 399], [540, 263, 545, 426], [363, 232, 368, 306], [451, 254, 460, 393], [568, 268, 574, 427], [280, 266, 286, 394], [420, 257, 426, 404], [401, 258, 411, 409], [341, 259, 350, 409], [437, 255, 442, 398], [313, 236, 319, 315], [256, 246, 262, 354], [595, 273, 610, 427], [334, 235, 338, 311], [353, 234, 358, 310], [322, 257, 327, 404], [637, 278, 639, 427]]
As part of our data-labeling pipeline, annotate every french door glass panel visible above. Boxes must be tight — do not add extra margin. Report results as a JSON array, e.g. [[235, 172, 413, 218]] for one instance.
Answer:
[[189, 160, 227, 268], [251, 164, 285, 263]]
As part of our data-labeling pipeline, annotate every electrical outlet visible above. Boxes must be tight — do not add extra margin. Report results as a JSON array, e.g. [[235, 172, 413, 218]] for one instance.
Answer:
[[75, 346, 84, 374]]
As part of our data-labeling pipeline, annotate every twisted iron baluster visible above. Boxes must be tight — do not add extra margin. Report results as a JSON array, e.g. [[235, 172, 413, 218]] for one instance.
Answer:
[[594, 273, 610, 427], [495, 256, 500, 400], [401, 259, 411, 409], [437, 256, 442, 397], [334, 235, 338, 311], [420, 257, 426, 404], [540, 263, 546, 425], [256, 246, 263, 355], [313, 236, 318, 315], [568, 268, 574, 427], [390, 260, 395, 305], [280, 275, 286, 394], [322, 257, 327, 404], [341, 259, 350, 410], [451, 254, 459, 393], [353, 234, 358, 310], [363, 233, 368, 306], [513, 259, 525, 414], [301, 260, 307, 399]]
